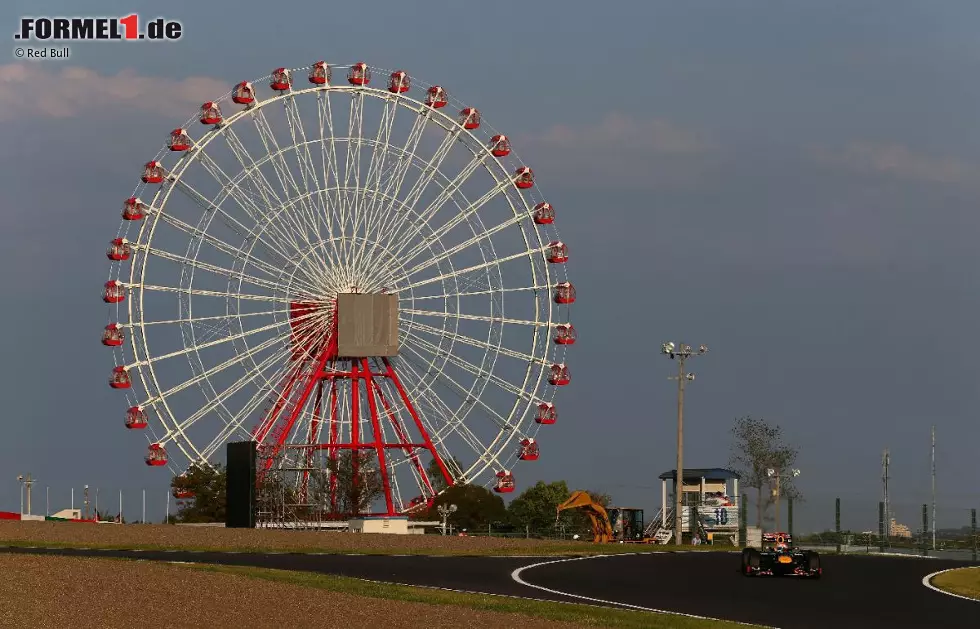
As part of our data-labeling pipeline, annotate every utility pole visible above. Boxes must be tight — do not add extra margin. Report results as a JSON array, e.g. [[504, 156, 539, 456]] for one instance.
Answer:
[[931, 426, 936, 551], [83, 485, 90, 520], [766, 467, 800, 532], [17, 474, 35, 516], [882, 449, 890, 538], [661, 342, 708, 546]]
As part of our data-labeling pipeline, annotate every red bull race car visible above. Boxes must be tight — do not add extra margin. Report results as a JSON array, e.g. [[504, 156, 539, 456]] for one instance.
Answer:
[[741, 533, 821, 578]]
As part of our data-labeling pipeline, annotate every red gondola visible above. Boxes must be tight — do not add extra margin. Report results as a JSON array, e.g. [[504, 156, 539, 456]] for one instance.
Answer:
[[309, 61, 331, 85], [388, 71, 410, 93], [199, 101, 222, 125], [102, 324, 124, 347], [489, 135, 510, 157], [348, 63, 370, 85], [145, 443, 168, 466], [103, 281, 125, 303], [518, 438, 539, 461], [425, 86, 448, 108], [548, 363, 570, 386], [546, 241, 568, 263], [535, 402, 557, 424], [459, 108, 480, 129], [554, 282, 576, 304], [168, 128, 191, 151], [106, 238, 131, 261], [141, 161, 165, 184], [232, 81, 255, 105], [125, 406, 148, 429], [514, 167, 534, 189], [554, 324, 576, 345], [270, 67, 292, 91], [122, 197, 145, 221], [109, 366, 131, 389], [494, 470, 515, 493], [533, 202, 555, 225]]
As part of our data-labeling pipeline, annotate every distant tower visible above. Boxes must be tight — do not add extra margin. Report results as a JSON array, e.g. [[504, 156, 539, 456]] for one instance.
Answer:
[[882, 449, 891, 538]]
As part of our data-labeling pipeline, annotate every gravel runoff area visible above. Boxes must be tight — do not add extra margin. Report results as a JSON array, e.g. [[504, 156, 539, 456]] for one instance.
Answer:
[[0, 521, 608, 555], [0, 554, 597, 629]]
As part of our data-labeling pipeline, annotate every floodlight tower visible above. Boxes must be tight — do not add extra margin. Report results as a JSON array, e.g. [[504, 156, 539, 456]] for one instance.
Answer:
[[661, 342, 708, 545], [767, 467, 800, 532]]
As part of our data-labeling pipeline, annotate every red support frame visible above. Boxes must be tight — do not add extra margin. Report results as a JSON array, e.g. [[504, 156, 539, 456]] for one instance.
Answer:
[[250, 307, 454, 516]]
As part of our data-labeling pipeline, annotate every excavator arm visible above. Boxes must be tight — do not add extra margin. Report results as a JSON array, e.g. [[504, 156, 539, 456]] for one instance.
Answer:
[[556, 490, 613, 543]]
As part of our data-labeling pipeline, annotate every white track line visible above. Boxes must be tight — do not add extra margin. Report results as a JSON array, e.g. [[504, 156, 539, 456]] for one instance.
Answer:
[[922, 567, 980, 603], [511, 554, 774, 627]]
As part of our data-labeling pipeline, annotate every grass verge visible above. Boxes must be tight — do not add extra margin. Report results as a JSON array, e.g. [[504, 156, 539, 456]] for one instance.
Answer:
[[0, 537, 736, 557], [184, 563, 762, 628], [930, 567, 980, 600]]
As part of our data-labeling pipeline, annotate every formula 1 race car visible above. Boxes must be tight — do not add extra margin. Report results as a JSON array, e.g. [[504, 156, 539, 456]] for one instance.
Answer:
[[741, 533, 821, 578]]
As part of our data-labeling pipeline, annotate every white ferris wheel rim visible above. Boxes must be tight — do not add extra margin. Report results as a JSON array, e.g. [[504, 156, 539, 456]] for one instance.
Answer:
[[106, 61, 572, 500]]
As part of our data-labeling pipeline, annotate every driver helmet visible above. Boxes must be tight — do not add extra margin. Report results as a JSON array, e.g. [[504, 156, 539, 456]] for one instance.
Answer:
[[775, 534, 789, 551]]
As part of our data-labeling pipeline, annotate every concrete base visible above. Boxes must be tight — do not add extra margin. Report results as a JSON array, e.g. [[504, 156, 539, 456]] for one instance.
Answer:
[[347, 516, 409, 534]]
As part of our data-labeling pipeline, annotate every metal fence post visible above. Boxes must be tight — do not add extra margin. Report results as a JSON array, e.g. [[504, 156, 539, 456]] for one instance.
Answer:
[[835, 498, 841, 553], [878, 501, 885, 552], [739, 493, 747, 547], [921, 504, 928, 556], [972, 509, 977, 562]]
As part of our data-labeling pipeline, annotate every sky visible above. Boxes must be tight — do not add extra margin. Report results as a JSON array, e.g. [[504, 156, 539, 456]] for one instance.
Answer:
[[1, 0, 979, 533]]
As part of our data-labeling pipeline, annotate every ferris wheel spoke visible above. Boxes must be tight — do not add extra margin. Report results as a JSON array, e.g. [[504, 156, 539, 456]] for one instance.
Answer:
[[147, 332, 287, 402], [395, 248, 544, 292], [392, 182, 515, 266], [401, 309, 548, 329], [207, 137, 320, 273], [339, 91, 366, 266], [150, 210, 302, 289], [142, 246, 288, 294], [194, 351, 300, 456], [135, 308, 285, 327], [351, 101, 401, 274], [402, 329, 536, 406], [316, 92, 346, 261], [136, 283, 292, 303], [377, 107, 431, 219], [170, 174, 305, 275], [252, 109, 327, 251], [407, 285, 547, 301], [408, 320, 545, 366], [393, 354, 497, 470], [384, 152, 493, 261], [160, 341, 297, 448], [129, 311, 311, 369], [382, 125, 462, 248]]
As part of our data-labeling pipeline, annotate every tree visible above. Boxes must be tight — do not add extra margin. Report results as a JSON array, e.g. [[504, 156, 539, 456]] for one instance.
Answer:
[[326, 450, 384, 515], [426, 455, 464, 491], [507, 480, 572, 536], [728, 416, 801, 527], [171, 462, 226, 523], [424, 483, 507, 532]]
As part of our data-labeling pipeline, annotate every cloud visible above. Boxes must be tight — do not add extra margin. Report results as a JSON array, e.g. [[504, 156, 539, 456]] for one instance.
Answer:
[[809, 142, 977, 185], [519, 112, 721, 189], [0, 63, 228, 122]]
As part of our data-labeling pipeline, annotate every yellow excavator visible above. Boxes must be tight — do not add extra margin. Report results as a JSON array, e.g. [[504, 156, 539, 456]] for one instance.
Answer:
[[556, 490, 613, 543]]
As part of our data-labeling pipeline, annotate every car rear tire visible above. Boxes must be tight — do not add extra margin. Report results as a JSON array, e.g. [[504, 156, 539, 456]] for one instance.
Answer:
[[807, 551, 821, 578], [742, 548, 761, 576]]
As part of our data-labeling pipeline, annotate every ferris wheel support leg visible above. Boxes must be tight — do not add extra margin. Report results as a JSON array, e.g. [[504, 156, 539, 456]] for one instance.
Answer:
[[382, 357, 454, 489], [299, 382, 325, 506], [350, 360, 361, 491], [262, 342, 335, 476], [253, 364, 305, 483], [329, 378, 339, 513], [361, 358, 395, 515], [372, 381, 436, 497]]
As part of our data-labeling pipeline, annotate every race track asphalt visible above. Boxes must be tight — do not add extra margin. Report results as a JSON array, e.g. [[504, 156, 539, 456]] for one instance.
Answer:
[[1, 546, 975, 628]]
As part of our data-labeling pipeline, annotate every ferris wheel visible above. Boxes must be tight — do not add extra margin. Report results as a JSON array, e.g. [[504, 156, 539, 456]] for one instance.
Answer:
[[102, 60, 576, 515]]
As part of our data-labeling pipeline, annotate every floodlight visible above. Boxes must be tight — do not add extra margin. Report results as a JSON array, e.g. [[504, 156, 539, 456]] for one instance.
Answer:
[[685, 373, 695, 381], [699, 345, 708, 354], [791, 469, 801, 477], [766, 468, 775, 477]]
